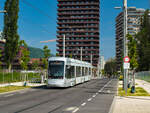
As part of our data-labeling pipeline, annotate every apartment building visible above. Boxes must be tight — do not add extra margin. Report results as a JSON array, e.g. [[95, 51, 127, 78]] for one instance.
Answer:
[[56, 0, 100, 66], [116, 7, 145, 71]]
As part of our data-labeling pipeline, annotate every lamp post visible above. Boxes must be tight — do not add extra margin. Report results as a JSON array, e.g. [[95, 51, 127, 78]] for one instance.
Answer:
[[123, 0, 128, 94], [63, 34, 65, 57], [115, 0, 128, 93], [80, 47, 83, 61]]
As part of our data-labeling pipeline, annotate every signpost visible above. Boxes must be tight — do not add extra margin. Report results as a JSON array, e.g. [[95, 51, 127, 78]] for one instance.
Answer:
[[123, 56, 130, 94], [123, 56, 130, 69]]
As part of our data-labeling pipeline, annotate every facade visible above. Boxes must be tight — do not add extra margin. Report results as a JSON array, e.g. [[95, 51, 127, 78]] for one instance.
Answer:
[[115, 7, 145, 71], [56, 0, 100, 66], [100, 55, 105, 70]]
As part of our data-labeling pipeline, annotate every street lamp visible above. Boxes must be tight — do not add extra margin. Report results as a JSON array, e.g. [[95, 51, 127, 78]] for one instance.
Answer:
[[63, 34, 65, 57], [115, 0, 128, 93], [0, 10, 6, 13]]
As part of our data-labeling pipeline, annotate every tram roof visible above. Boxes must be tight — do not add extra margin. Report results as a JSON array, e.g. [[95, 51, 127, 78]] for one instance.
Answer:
[[48, 57, 94, 68]]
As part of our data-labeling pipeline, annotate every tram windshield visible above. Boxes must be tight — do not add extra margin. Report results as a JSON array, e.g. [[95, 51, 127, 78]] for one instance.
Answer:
[[48, 61, 64, 79]]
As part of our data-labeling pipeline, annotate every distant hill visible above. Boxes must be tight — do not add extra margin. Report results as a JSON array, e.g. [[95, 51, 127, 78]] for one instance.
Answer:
[[28, 46, 44, 58]]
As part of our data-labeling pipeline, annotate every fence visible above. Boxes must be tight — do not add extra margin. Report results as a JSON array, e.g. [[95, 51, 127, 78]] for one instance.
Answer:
[[0, 70, 47, 84], [135, 71, 150, 82]]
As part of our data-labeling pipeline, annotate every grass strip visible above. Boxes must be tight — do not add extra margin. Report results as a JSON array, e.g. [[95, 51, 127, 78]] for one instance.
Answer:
[[0, 86, 30, 93], [118, 87, 150, 96]]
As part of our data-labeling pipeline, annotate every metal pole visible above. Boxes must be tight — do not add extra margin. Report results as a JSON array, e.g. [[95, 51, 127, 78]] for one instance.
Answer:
[[123, 0, 128, 94], [80, 47, 82, 61], [90, 54, 93, 65], [63, 34, 65, 57]]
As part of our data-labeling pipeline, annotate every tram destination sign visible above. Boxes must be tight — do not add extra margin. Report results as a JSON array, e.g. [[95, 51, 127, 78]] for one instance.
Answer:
[[49, 61, 64, 65]]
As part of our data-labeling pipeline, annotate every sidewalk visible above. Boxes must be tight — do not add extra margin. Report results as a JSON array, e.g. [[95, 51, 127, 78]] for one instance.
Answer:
[[113, 79, 150, 113]]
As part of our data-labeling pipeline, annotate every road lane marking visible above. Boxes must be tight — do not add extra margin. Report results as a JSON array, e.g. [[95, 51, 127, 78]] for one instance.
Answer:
[[98, 80, 112, 93], [107, 90, 111, 93], [92, 95, 96, 98], [88, 98, 92, 101], [65, 107, 77, 111], [96, 93, 98, 95], [81, 102, 86, 106], [4, 94, 14, 97], [72, 108, 79, 113]]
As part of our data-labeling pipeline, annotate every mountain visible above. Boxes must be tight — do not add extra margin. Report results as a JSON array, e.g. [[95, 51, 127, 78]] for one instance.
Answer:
[[28, 46, 44, 58]]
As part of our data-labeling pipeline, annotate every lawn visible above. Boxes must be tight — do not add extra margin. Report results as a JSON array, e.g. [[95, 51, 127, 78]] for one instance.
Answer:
[[0, 86, 30, 93], [118, 87, 150, 96]]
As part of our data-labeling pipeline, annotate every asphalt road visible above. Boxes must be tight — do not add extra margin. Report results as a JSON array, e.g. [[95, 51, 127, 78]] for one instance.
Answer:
[[0, 78, 118, 113]]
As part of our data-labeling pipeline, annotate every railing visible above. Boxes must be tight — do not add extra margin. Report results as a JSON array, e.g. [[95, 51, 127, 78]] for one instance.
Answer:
[[0, 70, 47, 84], [135, 71, 150, 82]]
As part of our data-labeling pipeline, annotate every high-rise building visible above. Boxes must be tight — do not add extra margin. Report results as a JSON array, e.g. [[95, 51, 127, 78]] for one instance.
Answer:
[[56, 0, 100, 66], [116, 7, 145, 71]]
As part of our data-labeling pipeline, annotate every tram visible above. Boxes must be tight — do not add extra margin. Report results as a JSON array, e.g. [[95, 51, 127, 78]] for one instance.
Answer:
[[47, 57, 94, 87]]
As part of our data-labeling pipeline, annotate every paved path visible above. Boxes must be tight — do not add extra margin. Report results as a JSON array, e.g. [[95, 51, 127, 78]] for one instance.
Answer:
[[113, 79, 150, 113], [113, 96, 150, 113]]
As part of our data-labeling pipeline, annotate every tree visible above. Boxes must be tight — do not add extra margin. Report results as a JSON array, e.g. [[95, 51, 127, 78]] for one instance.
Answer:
[[43, 45, 50, 59], [32, 60, 39, 70], [56, 53, 59, 56], [104, 58, 117, 77], [127, 34, 138, 92], [19, 40, 30, 70], [69, 54, 72, 58], [42, 45, 50, 69], [136, 10, 150, 71], [0, 50, 2, 69], [3, 0, 20, 72]]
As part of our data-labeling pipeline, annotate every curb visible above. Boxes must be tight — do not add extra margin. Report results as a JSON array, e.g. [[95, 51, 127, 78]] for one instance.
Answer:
[[0, 84, 46, 95], [0, 87, 30, 95], [108, 80, 118, 113]]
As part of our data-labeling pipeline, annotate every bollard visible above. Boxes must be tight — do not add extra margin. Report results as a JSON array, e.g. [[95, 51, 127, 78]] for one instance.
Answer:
[[131, 86, 135, 93]]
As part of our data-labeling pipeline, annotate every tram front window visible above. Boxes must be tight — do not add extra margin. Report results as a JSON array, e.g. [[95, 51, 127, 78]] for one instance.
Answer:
[[48, 61, 64, 79]]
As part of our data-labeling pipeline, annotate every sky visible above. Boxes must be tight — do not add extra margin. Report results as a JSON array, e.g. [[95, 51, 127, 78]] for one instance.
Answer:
[[0, 0, 149, 60]]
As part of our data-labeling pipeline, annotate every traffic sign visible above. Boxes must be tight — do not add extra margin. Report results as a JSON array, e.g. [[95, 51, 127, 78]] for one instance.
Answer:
[[123, 56, 130, 63], [123, 63, 130, 69]]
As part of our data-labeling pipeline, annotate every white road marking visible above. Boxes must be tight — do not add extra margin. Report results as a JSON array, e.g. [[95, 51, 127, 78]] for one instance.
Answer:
[[81, 102, 86, 106], [72, 108, 79, 113], [65, 107, 77, 111], [4, 94, 14, 97], [107, 90, 111, 93], [96, 93, 98, 95], [92, 95, 96, 98], [98, 80, 112, 93], [88, 98, 92, 101]]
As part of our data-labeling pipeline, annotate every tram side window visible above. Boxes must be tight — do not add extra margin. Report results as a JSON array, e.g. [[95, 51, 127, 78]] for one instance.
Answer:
[[85, 67, 88, 76], [76, 66, 81, 77], [66, 65, 75, 79], [89, 68, 91, 75], [82, 67, 85, 76]]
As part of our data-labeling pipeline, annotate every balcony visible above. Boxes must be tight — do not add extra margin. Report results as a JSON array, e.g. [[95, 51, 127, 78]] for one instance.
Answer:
[[57, 25, 99, 29], [57, 35, 99, 38], [57, 3, 99, 7], [57, 21, 99, 25], [57, 39, 99, 43], [57, 44, 99, 47], [57, 30, 99, 34], [58, 12, 99, 16], [58, 8, 99, 11], [57, 16, 99, 20]]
